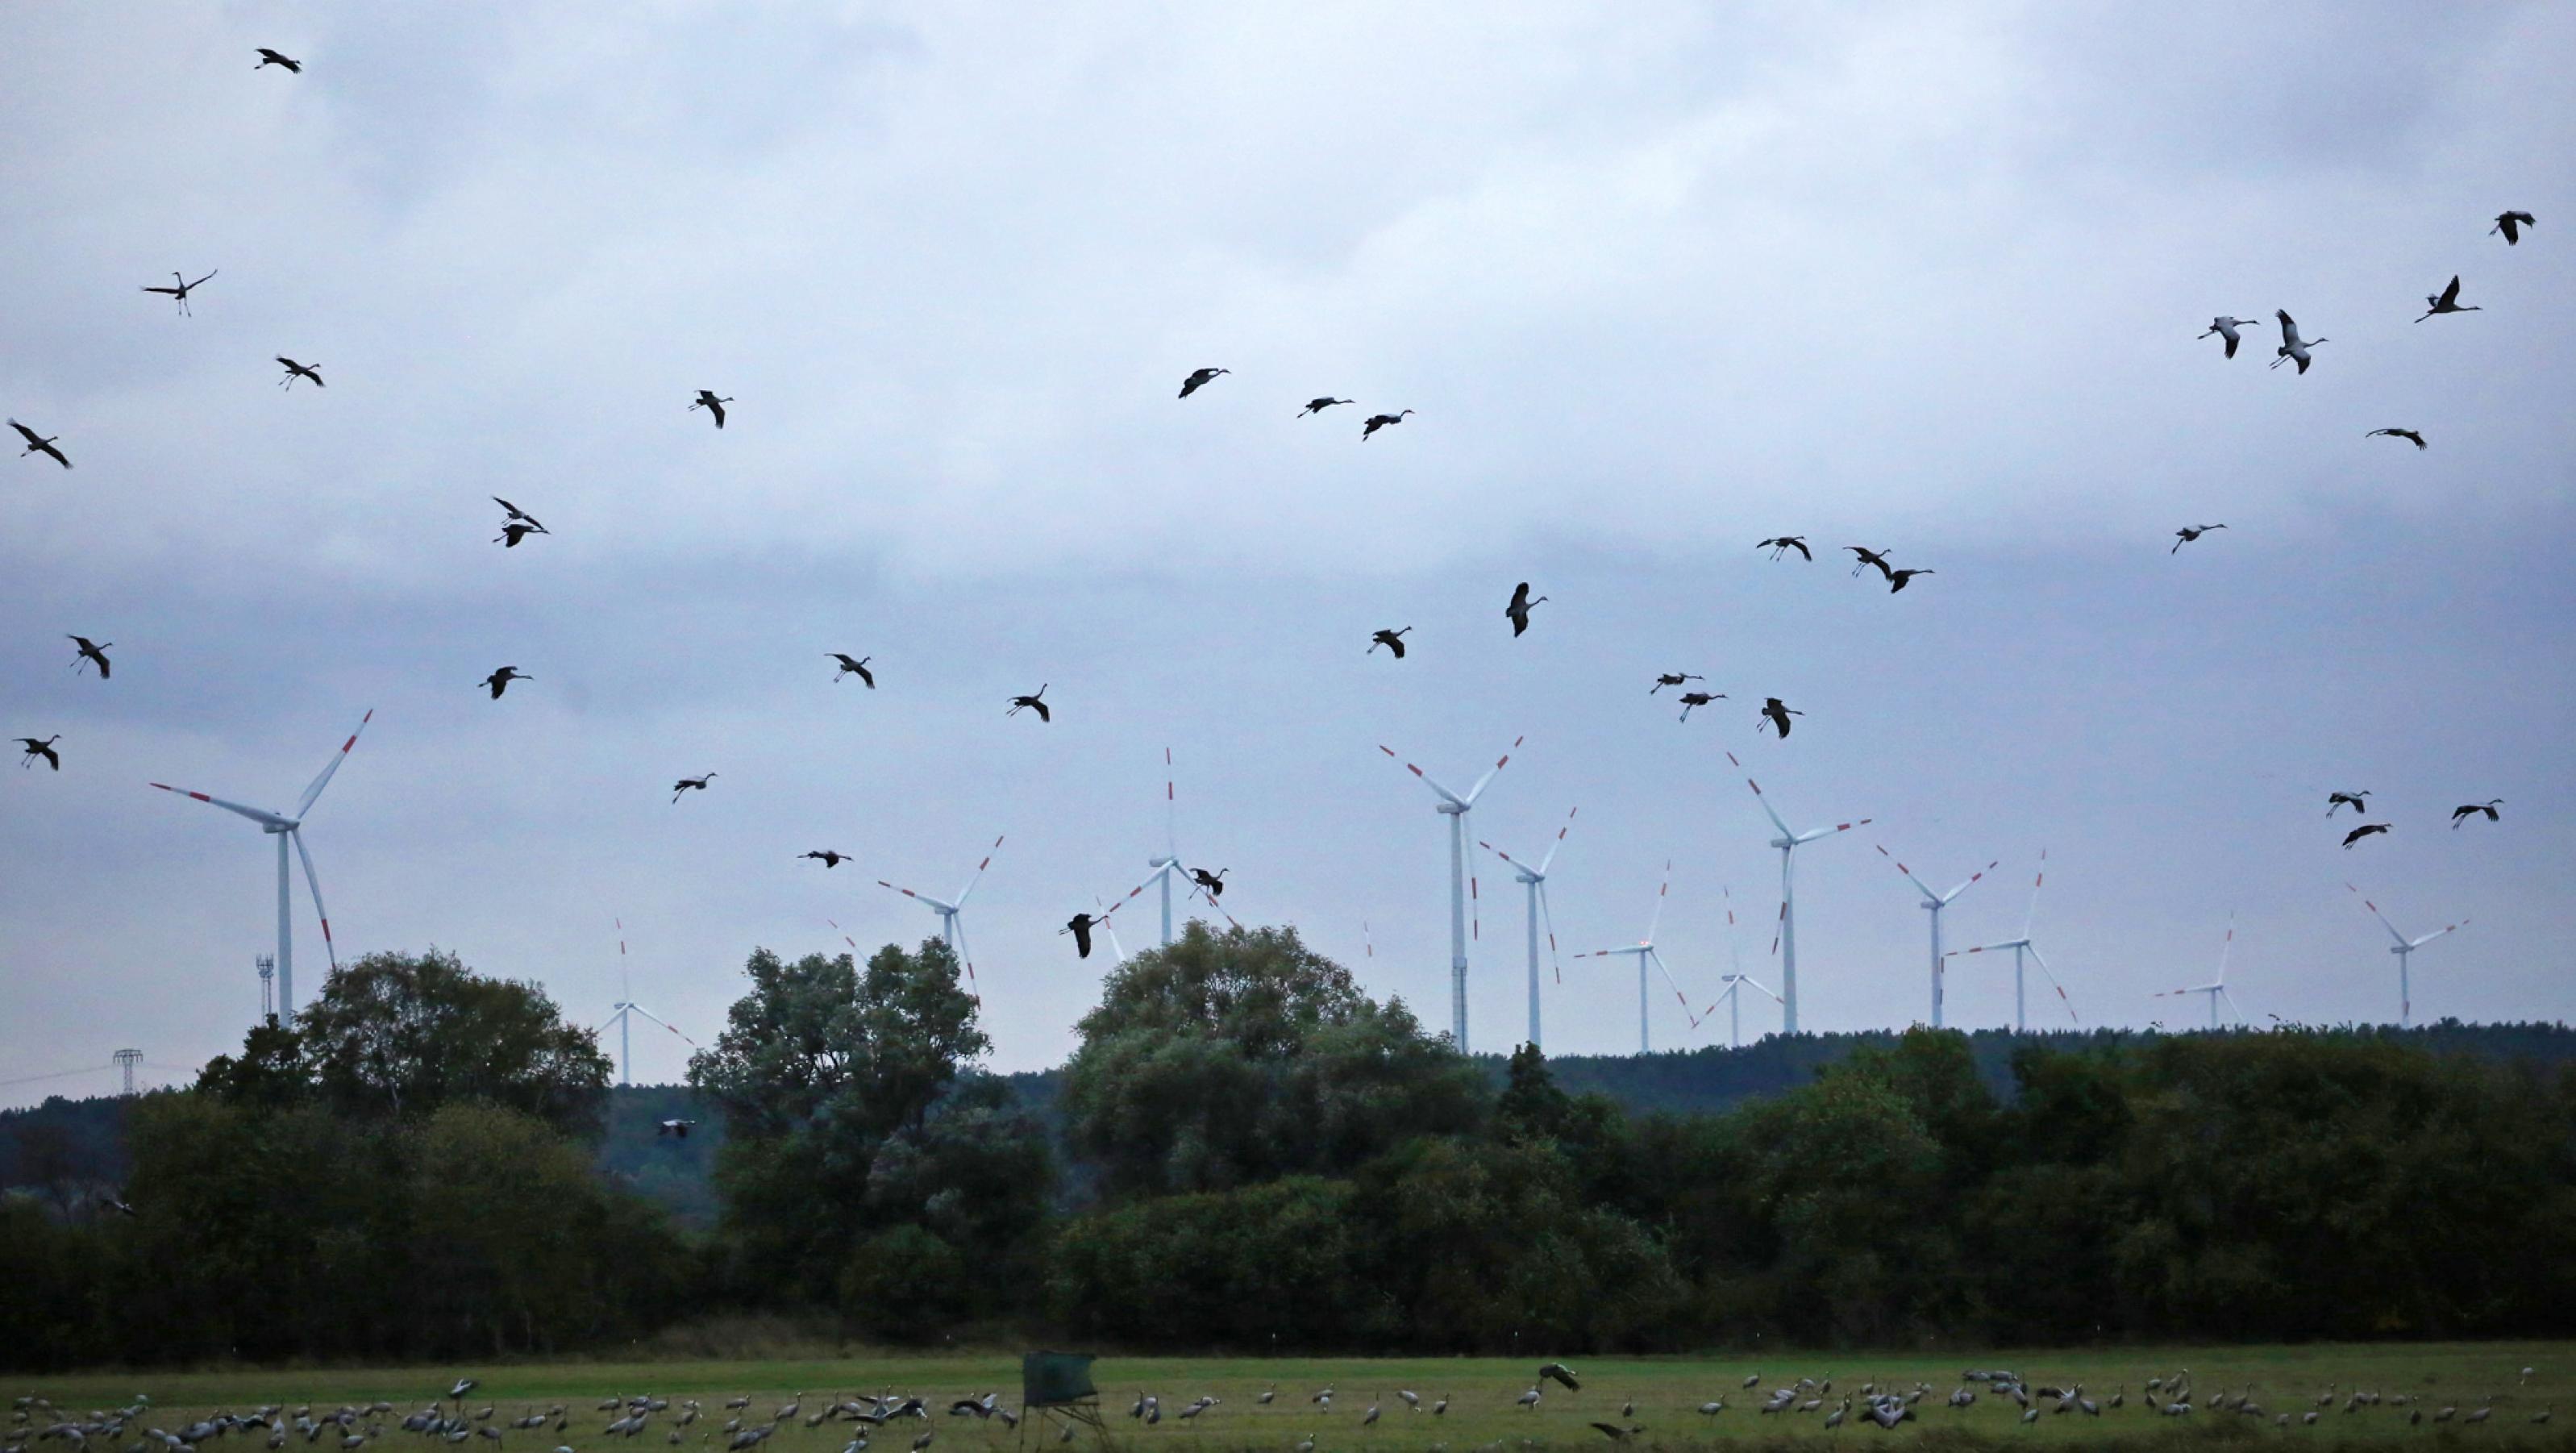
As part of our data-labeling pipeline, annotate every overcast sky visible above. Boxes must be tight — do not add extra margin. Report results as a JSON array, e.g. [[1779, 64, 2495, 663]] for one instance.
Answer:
[[6, 2, 2572, 1105]]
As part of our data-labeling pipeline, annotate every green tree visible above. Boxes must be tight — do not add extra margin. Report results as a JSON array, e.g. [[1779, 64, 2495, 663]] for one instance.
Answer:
[[297, 948, 612, 1137], [194, 1017, 311, 1112], [1062, 922, 1485, 1196]]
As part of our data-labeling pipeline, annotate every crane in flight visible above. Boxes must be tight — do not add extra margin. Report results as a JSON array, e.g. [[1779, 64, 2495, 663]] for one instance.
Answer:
[[1062, 910, 1110, 959], [494, 522, 544, 547], [2197, 316, 2261, 358], [1362, 410, 1413, 439], [830, 653, 875, 686], [1756, 535, 1810, 560], [1675, 690, 1722, 722], [140, 269, 218, 317], [1846, 544, 1892, 578], [1504, 581, 1547, 637], [2491, 210, 2534, 245], [2271, 310, 2326, 372], [255, 48, 302, 72], [2450, 799, 2502, 828], [2172, 523, 2225, 553], [479, 667, 531, 699], [2417, 275, 2481, 321], [16, 735, 60, 771], [1651, 672, 1702, 694], [2341, 822, 2391, 849], [1887, 568, 1936, 593], [1758, 697, 1802, 738], [1369, 627, 1410, 658], [10, 418, 71, 468], [800, 850, 851, 868], [2366, 427, 2427, 450], [689, 390, 732, 427], [671, 772, 716, 803], [67, 635, 111, 679], [1177, 368, 1229, 398], [1007, 685, 1051, 722], [1296, 397, 1353, 417], [1189, 867, 1228, 900], [2326, 790, 2370, 816], [275, 356, 325, 390]]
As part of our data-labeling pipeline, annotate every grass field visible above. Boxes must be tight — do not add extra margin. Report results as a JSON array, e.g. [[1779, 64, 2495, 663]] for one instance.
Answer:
[[16, 1346, 2576, 1452]]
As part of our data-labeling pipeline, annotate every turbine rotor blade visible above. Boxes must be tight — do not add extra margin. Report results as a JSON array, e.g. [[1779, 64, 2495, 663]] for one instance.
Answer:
[[2021, 848, 2049, 939], [1459, 735, 1525, 807], [1380, 744, 1469, 807], [1723, 748, 1796, 837], [2410, 918, 2468, 949], [1941, 860, 2001, 903], [1875, 844, 1941, 903], [295, 709, 375, 818], [2025, 943, 2079, 1023], [149, 782, 293, 829], [1535, 806, 1577, 873], [2344, 881, 2411, 948], [1537, 879, 1564, 984], [624, 1003, 701, 1047], [952, 835, 1005, 907], [289, 828, 339, 973], [1644, 858, 1674, 943]]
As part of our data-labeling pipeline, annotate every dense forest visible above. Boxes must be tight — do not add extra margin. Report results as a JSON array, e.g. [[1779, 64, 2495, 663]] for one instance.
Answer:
[[7, 927, 2576, 1370]]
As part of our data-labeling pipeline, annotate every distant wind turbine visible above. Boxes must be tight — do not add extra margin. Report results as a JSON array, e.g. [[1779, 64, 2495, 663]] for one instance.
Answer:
[[1721, 749, 1869, 1034], [877, 835, 1004, 999], [2153, 915, 2243, 1027], [1477, 806, 1576, 1051], [2345, 883, 2466, 1027], [1380, 735, 1524, 1051]]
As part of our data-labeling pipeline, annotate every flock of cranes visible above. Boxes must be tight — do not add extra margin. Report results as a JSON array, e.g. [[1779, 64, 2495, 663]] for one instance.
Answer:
[[0, 41, 2539, 1061]]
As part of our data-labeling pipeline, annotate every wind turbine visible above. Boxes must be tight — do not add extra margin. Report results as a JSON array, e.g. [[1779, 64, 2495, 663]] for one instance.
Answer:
[[1380, 735, 1523, 1052], [1721, 748, 1869, 1035], [1477, 806, 1576, 1051], [1709, 885, 1780, 1049], [1875, 845, 1999, 1028], [876, 835, 1003, 999], [1943, 850, 2079, 1030], [1120, 747, 1236, 945], [1571, 858, 1705, 1052], [2154, 914, 2244, 1028], [149, 710, 374, 1017], [602, 918, 697, 1086], [2345, 882, 2468, 1027]]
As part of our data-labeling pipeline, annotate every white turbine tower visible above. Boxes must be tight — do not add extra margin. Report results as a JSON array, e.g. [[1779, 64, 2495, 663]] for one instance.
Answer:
[[1476, 806, 1576, 1051], [876, 835, 1004, 998], [2154, 914, 2244, 1028], [1875, 845, 1999, 1028], [1380, 735, 1524, 1052], [2345, 882, 2469, 1027], [1721, 748, 1870, 1035], [1113, 748, 1237, 945], [1709, 885, 1781, 1049], [602, 918, 697, 1086], [1944, 851, 2079, 1030], [1572, 859, 1707, 1052], [150, 709, 374, 1017]]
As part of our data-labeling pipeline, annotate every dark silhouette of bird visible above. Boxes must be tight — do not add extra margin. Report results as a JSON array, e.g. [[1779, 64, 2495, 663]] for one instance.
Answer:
[[1676, 690, 1722, 722], [1369, 627, 1410, 658], [830, 653, 876, 687], [1757, 535, 1811, 560], [492, 497, 547, 531], [2341, 822, 2391, 849], [2417, 275, 2481, 321], [1008, 685, 1051, 722], [1538, 1365, 1581, 1393], [1362, 410, 1413, 439], [1887, 568, 1936, 593], [1587, 1426, 1642, 1443], [255, 48, 301, 72], [68, 635, 111, 679], [1178, 368, 1229, 398], [10, 418, 71, 469], [1189, 867, 1227, 900], [276, 356, 324, 389], [2326, 790, 2370, 816], [480, 667, 530, 699], [140, 269, 218, 316], [494, 523, 543, 547], [801, 850, 851, 868], [1652, 672, 1702, 694], [1846, 544, 1892, 578], [2491, 210, 2534, 245], [2450, 799, 2502, 828], [2272, 310, 2327, 372], [1296, 398, 1354, 417], [1758, 697, 1802, 738], [2172, 523, 2225, 553], [1504, 581, 1547, 637], [2367, 427, 2427, 450], [690, 390, 732, 427], [2198, 316, 2260, 358], [17, 736, 60, 771], [672, 773, 716, 803], [655, 1119, 697, 1138], [1062, 912, 1105, 959]]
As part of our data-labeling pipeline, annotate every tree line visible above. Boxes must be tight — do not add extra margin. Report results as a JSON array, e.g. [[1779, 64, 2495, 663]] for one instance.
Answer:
[[7, 926, 2576, 1369]]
